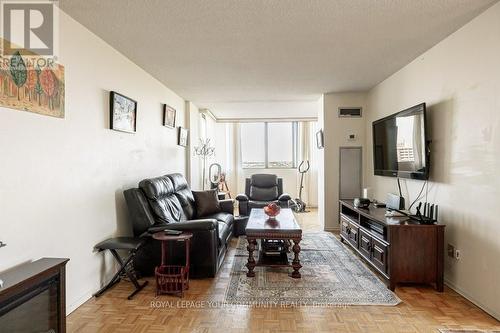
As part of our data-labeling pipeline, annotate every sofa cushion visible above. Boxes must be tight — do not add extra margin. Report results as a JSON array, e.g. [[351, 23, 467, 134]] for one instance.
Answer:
[[205, 212, 234, 228], [140, 175, 174, 198], [249, 186, 278, 201], [250, 174, 278, 187], [193, 189, 221, 217], [124, 188, 157, 237], [139, 176, 185, 223], [168, 173, 196, 220]]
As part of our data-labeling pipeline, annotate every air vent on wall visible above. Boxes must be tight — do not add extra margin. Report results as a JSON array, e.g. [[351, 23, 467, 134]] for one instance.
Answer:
[[338, 107, 362, 117]]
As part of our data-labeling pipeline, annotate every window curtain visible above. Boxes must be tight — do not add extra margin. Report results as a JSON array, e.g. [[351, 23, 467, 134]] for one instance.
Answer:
[[297, 121, 318, 207], [233, 123, 243, 196], [212, 122, 246, 198]]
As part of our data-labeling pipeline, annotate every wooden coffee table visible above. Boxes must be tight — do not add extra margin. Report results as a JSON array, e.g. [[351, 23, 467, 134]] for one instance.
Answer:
[[245, 208, 302, 278]]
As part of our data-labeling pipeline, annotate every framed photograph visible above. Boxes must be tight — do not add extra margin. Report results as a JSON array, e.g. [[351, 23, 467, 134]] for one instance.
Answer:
[[316, 129, 324, 149], [178, 127, 189, 147], [163, 104, 176, 128], [110, 91, 137, 133]]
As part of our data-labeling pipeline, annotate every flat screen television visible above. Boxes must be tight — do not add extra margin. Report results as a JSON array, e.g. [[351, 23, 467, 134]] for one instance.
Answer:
[[372, 103, 429, 180]]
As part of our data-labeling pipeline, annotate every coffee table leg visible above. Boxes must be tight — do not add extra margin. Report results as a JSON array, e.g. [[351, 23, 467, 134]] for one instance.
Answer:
[[291, 238, 302, 278], [246, 238, 256, 277]]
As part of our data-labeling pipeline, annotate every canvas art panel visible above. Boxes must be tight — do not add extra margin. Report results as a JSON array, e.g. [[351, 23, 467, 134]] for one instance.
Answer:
[[163, 104, 176, 128], [0, 47, 65, 118], [110, 91, 137, 133], [178, 127, 188, 147]]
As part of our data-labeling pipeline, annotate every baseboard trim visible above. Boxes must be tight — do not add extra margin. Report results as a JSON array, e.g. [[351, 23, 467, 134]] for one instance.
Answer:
[[444, 277, 500, 321], [67, 289, 94, 315], [324, 227, 340, 232]]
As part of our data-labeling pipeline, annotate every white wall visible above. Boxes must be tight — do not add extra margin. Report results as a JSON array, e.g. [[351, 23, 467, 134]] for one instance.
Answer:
[[213, 122, 237, 197], [317, 96, 325, 227], [187, 101, 202, 190], [321, 92, 367, 230], [0, 11, 190, 313], [365, 2, 500, 319]]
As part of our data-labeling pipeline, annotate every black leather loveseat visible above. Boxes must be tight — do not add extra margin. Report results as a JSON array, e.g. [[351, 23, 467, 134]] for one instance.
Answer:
[[124, 173, 234, 278]]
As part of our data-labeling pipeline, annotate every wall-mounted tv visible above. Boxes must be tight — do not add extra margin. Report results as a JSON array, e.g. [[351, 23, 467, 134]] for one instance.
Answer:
[[372, 103, 429, 180]]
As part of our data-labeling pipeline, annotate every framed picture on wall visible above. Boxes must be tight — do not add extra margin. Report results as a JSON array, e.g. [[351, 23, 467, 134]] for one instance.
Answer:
[[110, 91, 137, 133], [316, 129, 324, 149], [178, 127, 189, 147], [163, 104, 176, 128]]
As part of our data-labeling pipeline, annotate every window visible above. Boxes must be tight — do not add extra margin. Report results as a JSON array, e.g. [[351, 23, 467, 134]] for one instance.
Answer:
[[241, 122, 297, 168], [240, 123, 266, 168], [267, 122, 295, 168]]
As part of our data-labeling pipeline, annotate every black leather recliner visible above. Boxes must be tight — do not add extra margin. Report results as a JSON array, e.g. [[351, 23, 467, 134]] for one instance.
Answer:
[[235, 174, 291, 216], [124, 173, 234, 278]]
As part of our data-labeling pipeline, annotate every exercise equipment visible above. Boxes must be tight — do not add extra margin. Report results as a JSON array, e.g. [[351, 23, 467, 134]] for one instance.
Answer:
[[290, 160, 310, 213]]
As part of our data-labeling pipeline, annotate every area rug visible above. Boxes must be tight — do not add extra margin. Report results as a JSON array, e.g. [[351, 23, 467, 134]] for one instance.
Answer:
[[224, 232, 401, 306]]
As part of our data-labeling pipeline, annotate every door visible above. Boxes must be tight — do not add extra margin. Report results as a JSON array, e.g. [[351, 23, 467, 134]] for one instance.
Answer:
[[339, 147, 362, 199]]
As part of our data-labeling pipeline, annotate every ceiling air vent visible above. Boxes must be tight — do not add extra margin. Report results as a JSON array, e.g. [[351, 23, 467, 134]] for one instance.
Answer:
[[338, 107, 362, 118]]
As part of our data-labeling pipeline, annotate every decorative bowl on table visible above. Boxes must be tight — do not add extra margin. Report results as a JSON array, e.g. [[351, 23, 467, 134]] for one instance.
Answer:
[[264, 203, 281, 219]]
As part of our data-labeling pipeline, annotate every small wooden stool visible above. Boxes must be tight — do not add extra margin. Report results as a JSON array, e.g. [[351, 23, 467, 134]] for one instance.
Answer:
[[93, 237, 148, 300], [152, 232, 193, 297]]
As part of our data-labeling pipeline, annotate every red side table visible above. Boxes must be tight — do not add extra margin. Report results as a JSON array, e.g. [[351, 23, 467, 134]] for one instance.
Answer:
[[152, 231, 193, 297]]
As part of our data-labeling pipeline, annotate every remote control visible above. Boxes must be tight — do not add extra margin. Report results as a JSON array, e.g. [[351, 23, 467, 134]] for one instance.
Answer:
[[164, 229, 182, 235]]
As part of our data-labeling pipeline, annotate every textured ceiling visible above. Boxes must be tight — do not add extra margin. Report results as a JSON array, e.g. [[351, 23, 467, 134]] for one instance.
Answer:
[[59, 0, 497, 111]]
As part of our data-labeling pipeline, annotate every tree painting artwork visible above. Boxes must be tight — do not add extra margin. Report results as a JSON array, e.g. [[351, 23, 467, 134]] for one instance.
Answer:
[[110, 91, 137, 133], [0, 50, 65, 118]]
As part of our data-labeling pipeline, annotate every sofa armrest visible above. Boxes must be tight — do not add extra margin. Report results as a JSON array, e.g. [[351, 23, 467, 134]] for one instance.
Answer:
[[219, 199, 234, 214], [142, 219, 218, 237], [236, 194, 249, 216], [236, 194, 249, 201], [161, 219, 218, 231]]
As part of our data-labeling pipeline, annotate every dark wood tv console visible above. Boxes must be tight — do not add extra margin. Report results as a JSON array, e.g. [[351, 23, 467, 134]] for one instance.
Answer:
[[0, 258, 69, 332], [339, 200, 444, 291]]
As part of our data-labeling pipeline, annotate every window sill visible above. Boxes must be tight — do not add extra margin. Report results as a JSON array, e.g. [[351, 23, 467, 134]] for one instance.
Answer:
[[241, 167, 297, 170]]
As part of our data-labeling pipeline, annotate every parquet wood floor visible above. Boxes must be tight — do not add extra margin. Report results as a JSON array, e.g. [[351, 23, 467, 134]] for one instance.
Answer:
[[68, 209, 500, 333]]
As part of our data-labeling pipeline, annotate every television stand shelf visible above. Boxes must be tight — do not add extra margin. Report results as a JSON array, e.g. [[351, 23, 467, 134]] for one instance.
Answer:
[[339, 199, 445, 291]]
